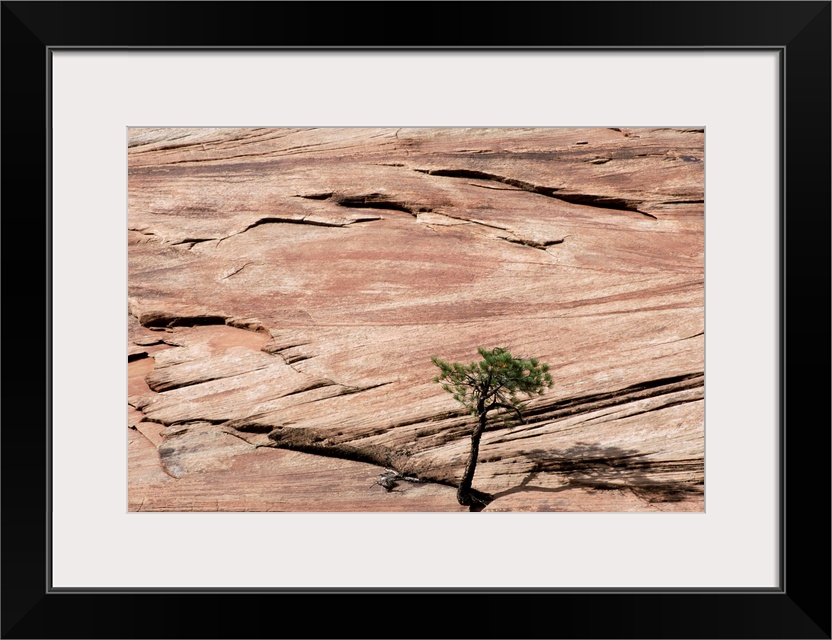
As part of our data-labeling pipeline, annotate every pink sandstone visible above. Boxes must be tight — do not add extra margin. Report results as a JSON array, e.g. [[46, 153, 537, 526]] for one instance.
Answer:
[[128, 127, 704, 512]]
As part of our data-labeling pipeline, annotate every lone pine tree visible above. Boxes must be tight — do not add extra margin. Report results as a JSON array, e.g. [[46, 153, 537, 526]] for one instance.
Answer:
[[432, 347, 553, 507]]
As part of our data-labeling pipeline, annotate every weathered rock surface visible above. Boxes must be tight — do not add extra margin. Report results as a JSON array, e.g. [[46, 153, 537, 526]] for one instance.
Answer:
[[128, 127, 704, 512]]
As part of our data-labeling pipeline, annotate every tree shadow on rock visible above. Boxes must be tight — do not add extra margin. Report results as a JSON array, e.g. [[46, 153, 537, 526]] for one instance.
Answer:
[[491, 442, 702, 505]]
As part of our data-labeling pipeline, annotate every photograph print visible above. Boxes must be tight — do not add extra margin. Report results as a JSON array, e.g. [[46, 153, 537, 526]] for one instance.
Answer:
[[128, 127, 704, 513]]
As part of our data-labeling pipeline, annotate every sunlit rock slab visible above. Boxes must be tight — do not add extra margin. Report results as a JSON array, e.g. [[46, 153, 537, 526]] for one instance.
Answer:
[[128, 127, 704, 512]]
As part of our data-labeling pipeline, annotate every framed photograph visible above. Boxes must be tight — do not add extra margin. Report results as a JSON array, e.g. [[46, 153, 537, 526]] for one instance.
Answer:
[[3, 2, 829, 638]]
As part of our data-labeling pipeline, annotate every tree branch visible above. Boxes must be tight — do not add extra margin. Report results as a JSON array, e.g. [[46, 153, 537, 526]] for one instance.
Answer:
[[491, 402, 526, 424]]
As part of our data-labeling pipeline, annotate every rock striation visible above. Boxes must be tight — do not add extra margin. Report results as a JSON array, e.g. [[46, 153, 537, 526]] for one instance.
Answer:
[[128, 127, 704, 512]]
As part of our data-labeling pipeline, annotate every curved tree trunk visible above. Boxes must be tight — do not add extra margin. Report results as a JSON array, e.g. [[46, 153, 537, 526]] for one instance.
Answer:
[[457, 409, 488, 506]]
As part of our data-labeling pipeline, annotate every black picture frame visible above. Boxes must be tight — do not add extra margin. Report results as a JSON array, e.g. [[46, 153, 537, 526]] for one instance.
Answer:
[[2, 2, 829, 638]]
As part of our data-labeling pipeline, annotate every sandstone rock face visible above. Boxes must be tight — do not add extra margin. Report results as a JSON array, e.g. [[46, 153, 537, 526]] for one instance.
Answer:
[[128, 127, 704, 512]]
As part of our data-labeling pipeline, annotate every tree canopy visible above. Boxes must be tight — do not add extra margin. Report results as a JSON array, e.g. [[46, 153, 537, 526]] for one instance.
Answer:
[[432, 347, 553, 423]]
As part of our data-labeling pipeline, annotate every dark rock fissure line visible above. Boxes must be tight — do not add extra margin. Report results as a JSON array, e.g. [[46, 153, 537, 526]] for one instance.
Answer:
[[528, 374, 703, 419], [136, 312, 268, 340], [129, 228, 161, 238], [128, 138, 190, 151], [279, 379, 339, 399], [130, 129, 279, 154], [297, 192, 333, 200], [535, 372, 704, 416], [268, 438, 399, 471], [217, 216, 381, 246], [212, 214, 380, 248], [147, 362, 275, 393], [615, 372, 703, 393], [221, 262, 254, 280], [263, 343, 311, 361], [270, 347, 312, 374], [414, 167, 548, 194], [264, 436, 489, 507], [499, 396, 703, 444], [128, 397, 146, 410], [266, 342, 311, 353], [300, 192, 563, 251], [424, 211, 509, 232], [141, 314, 229, 329], [338, 381, 396, 396], [172, 238, 217, 249], [227, 422, 273, 434], [137, 338, 170, 347], [134, 312, 267, 339], [655, 331, 704, 346], [240, 217, 349, 232], [221, 428, 264, 448], [337, 199, 419, 215], [145, 148, 288, 166], [499, 236, 565, 251], [424, 209, 562, 252], [223, 384, 396, 433], [490, 373, 704, 441], [385, 410, 467, 431], [559, 195, 656, 219], [297, 192, 432, 216], [466, 182, 527, 192], [164, 418, 230, 428], [414, 167, 656, 218]]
